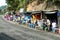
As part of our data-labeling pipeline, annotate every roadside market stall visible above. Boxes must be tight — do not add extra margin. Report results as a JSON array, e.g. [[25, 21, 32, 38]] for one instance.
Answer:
[[32, 11, 42, 22], [31, 11, 42, 29], [23, 12, 32, 27], [24, 12, 32, 22], [42, 10, 58, 24], [42, 10, 58, 31]]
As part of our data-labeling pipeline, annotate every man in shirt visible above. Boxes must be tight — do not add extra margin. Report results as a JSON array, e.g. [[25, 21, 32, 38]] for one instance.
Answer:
[[45, 17, 50, 31], [52, 21, 57, 32]]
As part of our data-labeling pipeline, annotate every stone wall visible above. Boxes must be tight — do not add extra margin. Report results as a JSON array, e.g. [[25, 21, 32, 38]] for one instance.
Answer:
[[27, 0, 47, 11], [26, 0, 59, 11]]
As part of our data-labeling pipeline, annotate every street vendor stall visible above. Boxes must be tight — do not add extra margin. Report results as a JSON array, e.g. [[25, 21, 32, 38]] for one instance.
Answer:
[[31, 11, 42, 29], [42, 10, 58, 24], [23, 12, 32, 27], [32, 11, 42, 20], [24, 12, 32, 21], [42, 10, 58, 32]]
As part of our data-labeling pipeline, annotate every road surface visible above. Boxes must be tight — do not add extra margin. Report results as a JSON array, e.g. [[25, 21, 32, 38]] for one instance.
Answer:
[[0, 15, 60, 40]]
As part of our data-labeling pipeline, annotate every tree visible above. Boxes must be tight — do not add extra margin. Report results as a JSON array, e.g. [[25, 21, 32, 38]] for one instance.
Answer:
[[6, 0, 20, 11], [6, 0, 37, 11]]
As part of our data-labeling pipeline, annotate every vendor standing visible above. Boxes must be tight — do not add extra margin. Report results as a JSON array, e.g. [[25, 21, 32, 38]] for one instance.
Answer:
[[44, 17, 51, 31], [52, 20, 57, 32]]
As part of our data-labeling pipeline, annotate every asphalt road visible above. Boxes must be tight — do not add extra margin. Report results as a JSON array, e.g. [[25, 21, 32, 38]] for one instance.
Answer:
[[0, 15, 60, 40]]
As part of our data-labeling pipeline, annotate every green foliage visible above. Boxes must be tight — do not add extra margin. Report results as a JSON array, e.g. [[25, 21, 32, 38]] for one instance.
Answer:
[[17, 0, 25, 10], [6, 0, 60, 11], [0, 5, 7, 14], [6, 0, 20, 11], [6, 0, 36, 11]]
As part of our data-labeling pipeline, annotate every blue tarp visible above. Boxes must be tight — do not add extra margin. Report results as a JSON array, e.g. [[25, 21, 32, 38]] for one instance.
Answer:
[[58, 11, 60, 16], [24, 16, 31, 21]]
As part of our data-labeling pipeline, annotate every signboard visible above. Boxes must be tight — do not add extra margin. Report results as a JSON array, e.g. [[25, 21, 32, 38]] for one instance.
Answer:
[[19, 8, 24, 13]]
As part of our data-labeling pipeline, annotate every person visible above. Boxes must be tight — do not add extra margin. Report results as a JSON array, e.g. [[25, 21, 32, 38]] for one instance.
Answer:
[[12, 14, 16, 21], [52, 21, 57, 32], [37, 19, 43, 30], [43, 19, 47, 31], [46, 19, 51, 31], [45, 17, 50, 31], [33, 20, 38, 29], [28, 19, 31, 24]]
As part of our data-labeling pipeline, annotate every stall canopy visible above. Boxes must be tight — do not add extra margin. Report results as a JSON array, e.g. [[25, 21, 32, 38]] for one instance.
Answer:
[[42, 10, 58, 14], [24, 12, 32, 16], [32, 11, 41, 14], [32, 11, 42, 20]]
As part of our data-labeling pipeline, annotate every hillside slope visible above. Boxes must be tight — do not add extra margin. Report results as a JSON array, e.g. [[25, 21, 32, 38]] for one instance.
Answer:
[[27, 0, 59, 11]]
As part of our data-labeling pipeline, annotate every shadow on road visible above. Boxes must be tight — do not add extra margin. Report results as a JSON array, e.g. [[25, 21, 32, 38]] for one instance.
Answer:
[[0, 33, 16, 40]]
